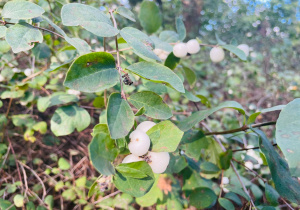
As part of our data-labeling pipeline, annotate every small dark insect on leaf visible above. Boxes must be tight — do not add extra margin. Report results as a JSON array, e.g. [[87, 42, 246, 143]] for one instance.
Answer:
[[122, 73, 133, 85]]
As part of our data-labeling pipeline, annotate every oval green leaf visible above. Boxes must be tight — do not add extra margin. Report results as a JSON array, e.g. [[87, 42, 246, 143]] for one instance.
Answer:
[[276, 99, 300, 177], [64, 52, 119, 93], [2, 1, 45, 19], [116, 6, 136, 22], [147, 120, 184, 152], [126, 61, 185, 93], [138, 1, 162, 34], [51, 105, 91, 136], [6, 23, 43, 53], [190, 187, 217, 209], [113, 161, 155, 197], [120, 27, 160, 61], [128, 91, 172, 119], [107, 93, 134, 139], [61, 3, 119, 37]]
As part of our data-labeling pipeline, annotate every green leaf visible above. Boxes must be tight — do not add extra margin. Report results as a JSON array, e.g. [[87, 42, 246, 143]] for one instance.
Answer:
[[2, 1, 45, 19], [128, 91, 172, 119], [159, 30, 179, 43], [32, 43, 51, 59], [0, 199, 16, 210], [120, 27, 160, 61], [138, 1, 162, 34], [107, 93, 134, 139], [136, 175, 163, 207], [89, 131, 119, 175], [58, 158, 70, 170], [219, 150, 233, 170], [265, 183, 280, 206], [224, 192, 242, 206], [183, 91, 201, 103], [5, 23, 43, 53], [42, 15, 90, 55], [0, 101, 2, 108], [183, 67, 196, 87], [146, 120, 184, 152], [0, 26, 7, 38], [61, 3, 118, 37], [200, 162, 220, 174], [116, 162, 148, 179], [0, 40, 10, 53], [164, 52, 180, 70], [275, 99, 300, 177], [247, 105, 285, 124], [218, 198, 235, 210], [64, 52, 119, 93], [178, 101, 245, 131], [135, 107, 146, 116], [12, 114, 35, 127], [226, 187, 250, 201], [13, 194, 24, 207], [37, 93, 79, 112], [50, 105, 91, 136], [189, 187, 217, 209], [126, 61, 185, 93], [113, 161, 155, 197], [44, 195, 54, 210], [32, 121, 47, 134], [176, 17, 186, 41], [221, 45, 247, 61], [116, 6, 136, 22], [252, 129, 300, 204]]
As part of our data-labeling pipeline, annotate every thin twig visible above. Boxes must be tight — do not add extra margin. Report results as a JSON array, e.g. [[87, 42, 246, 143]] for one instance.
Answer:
[[0, 20, 65, 39], [5, 98, 13, 117], [7, 135, 23, 192], [22, 69, 46, 83], [232, 144, 277, 152], [281, 198, 294, 210], [232, 158, 266, 182], [204, 121, 276, 136], [19, 163, 29, 198], [94, 190, 121, 205], [219, 170, 224, 198], [18, 161, 47, 201], [109, 9, 126, 99]]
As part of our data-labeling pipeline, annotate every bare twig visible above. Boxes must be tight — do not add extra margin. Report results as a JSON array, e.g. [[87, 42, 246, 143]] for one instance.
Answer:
[[18, 161, 47, 201], [94, 190, 121, 205], [232, 158, 266, 182], [232, 144, 277, 152], [281, 198, 294, 210], [204, 121, 276, 136], [109, 9, 126, 99], [0, 20, 65, 39]]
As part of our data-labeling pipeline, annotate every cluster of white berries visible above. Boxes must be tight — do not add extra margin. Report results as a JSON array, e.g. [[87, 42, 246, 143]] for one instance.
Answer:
[[173, 40, 250, 63], [122, 121, 170, 174], [173, 39, 200, 58]]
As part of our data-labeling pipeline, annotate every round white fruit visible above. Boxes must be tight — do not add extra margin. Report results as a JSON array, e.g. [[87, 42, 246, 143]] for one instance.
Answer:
[[128, 130, 150, 156], [210, 47, 225, 63], [147, 152, 170, 174], [186, 39, 200, 54], [136, 121, 156, 133], [122, 154, 143, 164], [237, 44, 250, 57], [173, 43, 188, 58]]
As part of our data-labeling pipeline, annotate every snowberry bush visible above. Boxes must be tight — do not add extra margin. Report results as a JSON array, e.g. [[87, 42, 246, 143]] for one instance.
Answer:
[[0, 0, 300, 209]]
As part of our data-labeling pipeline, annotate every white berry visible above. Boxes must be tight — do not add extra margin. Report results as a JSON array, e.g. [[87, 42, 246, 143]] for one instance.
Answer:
[[237, 44, 250, 57], [173, 43, 188, 58], [128, 130, 150, 156], [146, 152, 170, 174], [186, 39, 200, 54], [136, 121, 156, 133], [122, 154, 143, 164], [210, 47, 225, 63]]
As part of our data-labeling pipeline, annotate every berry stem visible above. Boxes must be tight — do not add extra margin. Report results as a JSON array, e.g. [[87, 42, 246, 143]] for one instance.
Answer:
[[109, 9, 126, 100]]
